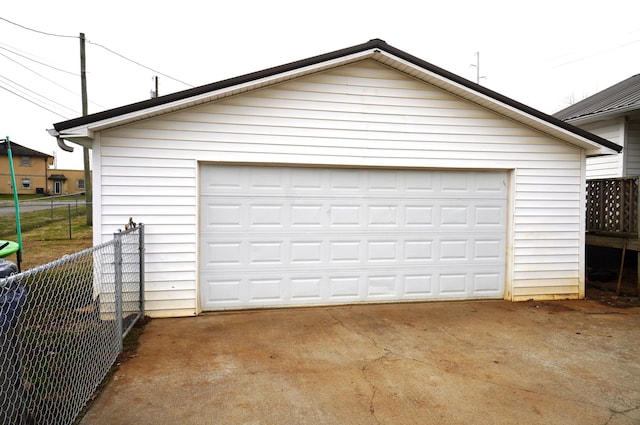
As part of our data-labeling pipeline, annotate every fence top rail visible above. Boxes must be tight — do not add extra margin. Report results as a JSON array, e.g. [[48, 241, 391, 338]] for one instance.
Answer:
[[0, 224, 143, 289], [0, 193, 86, 206], [0, 202, 83, 206], [587, 176, 640, 182]]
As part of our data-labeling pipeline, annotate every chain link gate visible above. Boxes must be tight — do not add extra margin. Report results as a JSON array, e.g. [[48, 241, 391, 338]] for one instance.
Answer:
[[0, 224, 145, 425]]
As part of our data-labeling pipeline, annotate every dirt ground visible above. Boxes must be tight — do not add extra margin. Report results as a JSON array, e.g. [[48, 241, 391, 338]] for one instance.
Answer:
[[586, 265, 640, 308]]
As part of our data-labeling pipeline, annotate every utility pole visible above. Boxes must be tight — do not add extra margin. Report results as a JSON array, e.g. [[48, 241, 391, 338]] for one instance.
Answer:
[[80, 33, 92, 226], [470, 51, 485, 84], [151, 75, 159, 98]]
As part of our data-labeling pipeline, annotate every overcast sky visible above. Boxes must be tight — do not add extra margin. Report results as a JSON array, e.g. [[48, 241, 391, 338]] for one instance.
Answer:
[[1, 0, 638, 169]]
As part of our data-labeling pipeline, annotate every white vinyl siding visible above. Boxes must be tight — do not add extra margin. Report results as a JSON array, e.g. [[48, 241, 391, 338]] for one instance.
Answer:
[[582, 119, 624, 178], [96, 59, 585, 316]]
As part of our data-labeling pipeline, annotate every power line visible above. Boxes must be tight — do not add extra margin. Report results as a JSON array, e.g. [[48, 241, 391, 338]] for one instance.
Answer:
[[0, 16, 76, 39], [0, 50, 107, 111], [0, 44, 79, 76], [0, 51, 79, 96], [0, 73, 80, 115], [87, 40, 194, 88], [0, 84, 69, 119], [541, 26, 640, 69], [1, 15, 194, 89], [552, 37, 640, 68]]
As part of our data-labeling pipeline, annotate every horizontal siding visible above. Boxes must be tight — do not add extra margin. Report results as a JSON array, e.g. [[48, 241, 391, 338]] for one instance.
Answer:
[[580, 120, 623, 145], [586, 155, 622, 178], [513, 165, 583, 298], [98, 59, 586, 316], [580, 119, 623, 178]]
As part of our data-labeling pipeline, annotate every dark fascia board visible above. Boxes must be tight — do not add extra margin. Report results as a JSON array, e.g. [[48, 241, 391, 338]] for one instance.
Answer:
[[53, 38, 622, 153]]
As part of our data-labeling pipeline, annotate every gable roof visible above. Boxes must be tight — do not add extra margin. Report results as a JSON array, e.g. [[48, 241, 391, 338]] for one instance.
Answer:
[[51, 38, 621, 155], [554, 74, 640, 123], [0, 141, 52, 158]]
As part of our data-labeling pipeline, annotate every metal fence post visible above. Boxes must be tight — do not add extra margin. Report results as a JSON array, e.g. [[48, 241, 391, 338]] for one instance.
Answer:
[[114, 230, 123, 350], [139, 224, 146, 318], [68, 204, 72, 240]]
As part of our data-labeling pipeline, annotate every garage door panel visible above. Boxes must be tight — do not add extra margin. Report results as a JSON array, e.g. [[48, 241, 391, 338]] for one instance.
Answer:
[[202, 267, 505, 309], [203, 203, 243, 228], [329, 275, 362, 299], [291, 277, 323, 301], [440, 240, 469, 261], [200, 166, 507, 310], [474, 273, 503, 293], [202, 235, 505, 271], [474, 239, 503, 260], [403, 274, 434, 297], [475, 206, 504, 226], [291, 205, 323, 227], [367, 275, 399, 298], [203, 199, 506, 232], [440, 272, 468, 294]]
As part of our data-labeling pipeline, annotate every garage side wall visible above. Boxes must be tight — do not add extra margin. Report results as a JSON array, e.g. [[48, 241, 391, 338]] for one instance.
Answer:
[[583, 119, 625, 178], [97, 60, 585, 317]]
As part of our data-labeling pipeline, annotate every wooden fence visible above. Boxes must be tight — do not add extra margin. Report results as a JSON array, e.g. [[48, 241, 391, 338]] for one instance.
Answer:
[[586, 177, 639, 237]]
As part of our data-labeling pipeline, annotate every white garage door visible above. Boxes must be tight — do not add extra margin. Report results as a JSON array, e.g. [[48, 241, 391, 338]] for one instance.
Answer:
[[200, 165, 507, 311]]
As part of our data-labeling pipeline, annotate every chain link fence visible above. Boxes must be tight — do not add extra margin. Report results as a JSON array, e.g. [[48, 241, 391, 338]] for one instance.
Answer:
[[0, 195, 88, 239], [0, 224, 145, 424]]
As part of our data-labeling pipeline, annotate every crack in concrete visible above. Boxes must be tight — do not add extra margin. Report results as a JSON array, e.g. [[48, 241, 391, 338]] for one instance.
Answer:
[[326, 309, 635, 421], [360, 351, 393, 425], [326, 310, 351, 332], [604, 404, 640, 424], [327, 310, 383, 349], [327, 310, 388, 423]]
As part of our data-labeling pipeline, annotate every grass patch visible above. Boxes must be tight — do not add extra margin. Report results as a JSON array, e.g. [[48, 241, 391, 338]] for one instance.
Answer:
[[0, 194, 85, 202], [0, 206, 92, 270], [0, 204, 87, 237]]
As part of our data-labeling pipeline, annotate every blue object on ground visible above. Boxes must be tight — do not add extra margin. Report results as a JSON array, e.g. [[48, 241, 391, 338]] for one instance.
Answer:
[[0, 282, 26, 333], [0, 259, 18, 277], [0, 259, 26, 423]]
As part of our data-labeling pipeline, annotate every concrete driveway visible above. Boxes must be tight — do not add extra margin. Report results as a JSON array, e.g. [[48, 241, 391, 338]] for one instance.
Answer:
[[81, 300, 640, 425]]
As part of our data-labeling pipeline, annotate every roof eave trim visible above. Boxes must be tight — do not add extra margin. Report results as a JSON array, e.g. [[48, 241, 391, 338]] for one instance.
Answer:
[[566, 104, 640, 125], [371, 50, 620, 156], [51, 38, 621, 155], [55, 49, 379, 136], [53, 39, 389, 133]]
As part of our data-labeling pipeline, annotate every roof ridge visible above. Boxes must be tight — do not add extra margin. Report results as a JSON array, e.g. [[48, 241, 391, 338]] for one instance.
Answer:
[[52, 38, 621, 153]]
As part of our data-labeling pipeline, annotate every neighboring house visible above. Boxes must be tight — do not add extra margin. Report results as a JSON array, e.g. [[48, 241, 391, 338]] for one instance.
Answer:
[[554, 74, 640, 178], [48, 169, 89, 195], [50, 39, 620, 318], [0, 141, 53, 195]]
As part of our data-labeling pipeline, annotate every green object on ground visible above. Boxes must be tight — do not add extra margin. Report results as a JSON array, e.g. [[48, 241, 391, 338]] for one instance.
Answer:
[[0, 240, 19, 258]]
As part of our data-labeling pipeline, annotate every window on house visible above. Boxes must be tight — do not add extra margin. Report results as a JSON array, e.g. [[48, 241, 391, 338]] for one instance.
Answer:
[[77, 179, 85, 190], [21, 178, 31, 189], [21, 156, 31, 166]]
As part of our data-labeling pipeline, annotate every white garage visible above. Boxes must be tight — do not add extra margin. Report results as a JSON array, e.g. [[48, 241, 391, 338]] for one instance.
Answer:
[[200, 165, 507, 309], [51, 39, 620, 317]]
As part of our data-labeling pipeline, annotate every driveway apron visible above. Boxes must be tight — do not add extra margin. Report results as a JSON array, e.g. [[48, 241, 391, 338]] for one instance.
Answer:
[[81, 300, 640, 425]]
